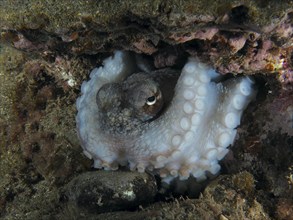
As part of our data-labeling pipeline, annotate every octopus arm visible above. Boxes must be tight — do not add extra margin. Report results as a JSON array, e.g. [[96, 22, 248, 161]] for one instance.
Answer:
[[76, 51, 257, 183], [132, 59, 256, 182], [76, 51, 137, 169]]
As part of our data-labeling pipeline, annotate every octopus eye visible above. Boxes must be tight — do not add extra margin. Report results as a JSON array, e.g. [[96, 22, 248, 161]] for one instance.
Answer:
[[146, 96, 156, 105]]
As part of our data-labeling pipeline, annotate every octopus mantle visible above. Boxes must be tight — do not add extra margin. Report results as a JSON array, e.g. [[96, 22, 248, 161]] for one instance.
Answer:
[[76, 51, 256, 183]]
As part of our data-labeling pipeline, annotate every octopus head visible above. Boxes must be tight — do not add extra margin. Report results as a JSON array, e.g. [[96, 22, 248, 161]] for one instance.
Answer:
[[96, 73, 163, 124], [124, 75, 163, 122]]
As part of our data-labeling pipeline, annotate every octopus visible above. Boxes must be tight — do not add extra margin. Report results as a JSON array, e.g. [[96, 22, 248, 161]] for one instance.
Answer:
[[76, 51, 257, 183]]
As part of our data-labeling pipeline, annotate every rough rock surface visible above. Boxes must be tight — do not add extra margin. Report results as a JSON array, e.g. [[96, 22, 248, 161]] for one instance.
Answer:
[[1, 0, 292, 82], [94, 172, 269, 220], [0, 0, 292, 219]]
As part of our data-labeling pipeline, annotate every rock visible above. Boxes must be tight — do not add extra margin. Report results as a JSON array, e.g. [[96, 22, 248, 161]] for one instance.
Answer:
[[90, 172, 270, 220], [0, 1, 292, 81], [62, 170, 157, 215]]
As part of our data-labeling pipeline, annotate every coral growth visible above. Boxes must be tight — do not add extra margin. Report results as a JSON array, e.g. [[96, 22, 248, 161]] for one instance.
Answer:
[[0, 45, 94, 217]]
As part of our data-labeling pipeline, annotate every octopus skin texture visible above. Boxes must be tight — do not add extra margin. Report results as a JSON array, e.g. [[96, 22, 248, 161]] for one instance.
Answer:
[[76, 51, 256, 183]]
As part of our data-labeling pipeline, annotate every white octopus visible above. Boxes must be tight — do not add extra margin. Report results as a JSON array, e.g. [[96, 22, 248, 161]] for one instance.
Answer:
[[76, 51, 256, 183]]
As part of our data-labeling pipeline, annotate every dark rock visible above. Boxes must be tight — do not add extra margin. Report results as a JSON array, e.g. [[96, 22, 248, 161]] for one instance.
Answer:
[[62, 170, 157, 215]]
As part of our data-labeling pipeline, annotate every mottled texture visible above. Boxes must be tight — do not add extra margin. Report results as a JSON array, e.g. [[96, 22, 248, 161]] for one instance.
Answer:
[[96, 69, 179, 128], [76, 51, 256, 182]]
